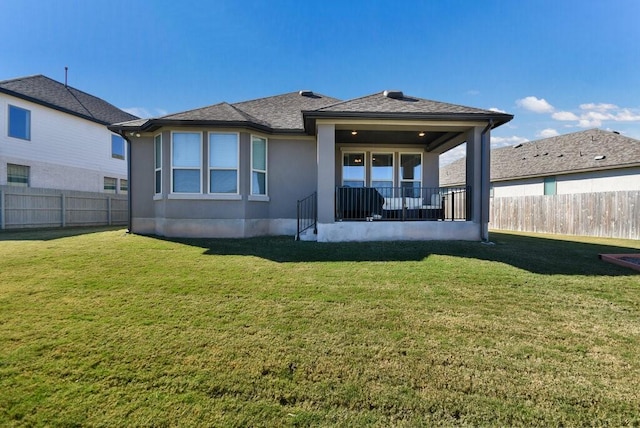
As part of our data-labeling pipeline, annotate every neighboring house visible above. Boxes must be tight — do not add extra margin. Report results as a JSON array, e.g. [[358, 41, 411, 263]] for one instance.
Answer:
[[110, 90, 512, 242], [0, 75, 139, 193], [440, 129, 640, 195]]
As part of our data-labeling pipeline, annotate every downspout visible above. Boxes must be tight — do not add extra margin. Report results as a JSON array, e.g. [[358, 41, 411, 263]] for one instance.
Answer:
[[480, 119, 493, 242], [120, 131, 133, 234]]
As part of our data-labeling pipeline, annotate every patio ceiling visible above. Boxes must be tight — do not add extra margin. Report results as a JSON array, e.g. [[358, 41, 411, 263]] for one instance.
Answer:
[[335, 129, 466, 153]]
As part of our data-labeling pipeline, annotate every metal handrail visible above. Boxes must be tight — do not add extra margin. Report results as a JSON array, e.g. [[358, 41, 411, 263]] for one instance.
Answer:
[[335, 186, 471, 222], [295, 192, 317, 240]]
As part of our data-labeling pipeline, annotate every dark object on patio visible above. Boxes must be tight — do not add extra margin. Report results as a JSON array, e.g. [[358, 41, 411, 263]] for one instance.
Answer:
[[336, 187, 385, 220]]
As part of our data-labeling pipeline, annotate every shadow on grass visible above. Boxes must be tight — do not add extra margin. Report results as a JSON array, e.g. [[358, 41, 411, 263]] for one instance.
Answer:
[[0, 226, 124, 241], [163, 232, 640, 276]]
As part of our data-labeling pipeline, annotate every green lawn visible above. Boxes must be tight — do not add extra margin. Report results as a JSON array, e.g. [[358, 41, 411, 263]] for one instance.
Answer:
[[1, 227, 639, 426]]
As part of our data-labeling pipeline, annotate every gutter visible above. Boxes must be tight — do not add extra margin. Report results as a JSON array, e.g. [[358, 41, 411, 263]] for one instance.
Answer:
[[480, 119, 494, 242], [119, 131, 133, 234]]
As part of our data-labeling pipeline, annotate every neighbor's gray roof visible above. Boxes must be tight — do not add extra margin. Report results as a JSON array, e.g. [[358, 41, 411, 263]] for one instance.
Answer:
[[0, 75, 138, 125], [440, 129, 640, 186], [110, 90, 512, 134]]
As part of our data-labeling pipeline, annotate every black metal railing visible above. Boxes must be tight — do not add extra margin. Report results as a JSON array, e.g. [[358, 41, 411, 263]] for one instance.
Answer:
[[296, 192, 317, 240], [335, 186, 470, 222]]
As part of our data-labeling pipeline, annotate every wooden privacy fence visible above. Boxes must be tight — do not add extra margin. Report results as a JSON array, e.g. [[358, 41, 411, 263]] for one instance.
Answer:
[[490, 191, 640, 240], [0, 186, 128, 230]]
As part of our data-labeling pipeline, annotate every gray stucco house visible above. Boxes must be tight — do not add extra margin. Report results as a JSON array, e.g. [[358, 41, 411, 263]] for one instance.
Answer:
[[110, 90, 512, 242]]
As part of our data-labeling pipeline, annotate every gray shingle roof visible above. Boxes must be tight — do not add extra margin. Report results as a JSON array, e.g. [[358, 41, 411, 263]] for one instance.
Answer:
[[233, 91, 341, 130], [0, 75, 138, 125], [110, 89, 513, 134], [439, 129, 640, 186], [315, 91, 501, 115]]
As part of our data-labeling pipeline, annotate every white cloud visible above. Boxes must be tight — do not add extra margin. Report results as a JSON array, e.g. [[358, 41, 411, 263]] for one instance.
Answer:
[[552, 111, 579, 121], [123, 107, 168, 118], [516, 96, 554, 113], [439, 144, 467, 166], [550, 102, 640, 129], [579, 103, 618, 111], [537, 128, 559, 138], [578, 119, 601, 128], [439, 135, 530, 166], [491, 135, 529, 149], [467, 89, 480, 96], [489, 107, 507, 113], [614, 109, 640, 122]]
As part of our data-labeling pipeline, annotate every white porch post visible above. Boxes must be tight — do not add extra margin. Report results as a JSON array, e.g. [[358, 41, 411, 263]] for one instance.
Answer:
[[317, 123, 336, 226]]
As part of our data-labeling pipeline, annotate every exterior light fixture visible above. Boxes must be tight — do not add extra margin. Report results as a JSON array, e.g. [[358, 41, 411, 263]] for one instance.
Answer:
[[351, 130, 358, 135], [418, 131, 425, 137]]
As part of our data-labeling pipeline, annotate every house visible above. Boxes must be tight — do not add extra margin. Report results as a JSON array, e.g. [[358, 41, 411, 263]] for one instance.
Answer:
[[440, 129, 640, 195], [0, 75, 138, 193], [109, 90, 512, 242]]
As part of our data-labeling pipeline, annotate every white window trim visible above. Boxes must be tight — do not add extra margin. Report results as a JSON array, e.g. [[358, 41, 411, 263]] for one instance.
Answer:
[[370, 151, 395, 187], [342, 151, 366, 186], [399, 152, 423, 187], [8, 104, 31, 141], [154, 133, 162, 195], [208, 132, 240, 195], [111, 134, 126, 160], [171, 131, 203, 194], [250, 134, 268, 198]]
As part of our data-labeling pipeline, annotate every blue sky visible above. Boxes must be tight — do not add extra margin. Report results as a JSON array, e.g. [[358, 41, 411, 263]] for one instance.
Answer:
[[2, 0, 639, 163]]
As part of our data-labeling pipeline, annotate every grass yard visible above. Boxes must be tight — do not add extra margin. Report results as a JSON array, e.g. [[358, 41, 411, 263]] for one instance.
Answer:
[[1, 227, 639, 426]]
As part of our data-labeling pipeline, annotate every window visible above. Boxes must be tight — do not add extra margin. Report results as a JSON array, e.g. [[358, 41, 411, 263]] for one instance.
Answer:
[[111, 135, 125, 159], [154, 134, 162, 194], [371, 153, 393, 197], [251, 136, 267, 196], [209, 132, 238, 194], [343, 153, 365, 187], [400, 153, 422, 197], [104, 177, 117, 193], [7, 164, 29, 187], [172, 132, 202, 193], [8, 105, 31, 140], [120, 179, 128, 194], [544, 176, 556, 195]]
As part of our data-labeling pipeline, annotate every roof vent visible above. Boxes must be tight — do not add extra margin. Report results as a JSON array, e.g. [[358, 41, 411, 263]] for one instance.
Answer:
[[613, 131, 620, 134], [594, 155, 606, 160], [513, 143, 523, 148], [383, 90, 404, 99], [299, 90, 314, 97]]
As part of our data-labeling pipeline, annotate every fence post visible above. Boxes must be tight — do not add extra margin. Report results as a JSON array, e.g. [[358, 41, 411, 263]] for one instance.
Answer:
[[61, 193, 66, 227], [108, 197, 112, 226], [0, 190, 4, 230]]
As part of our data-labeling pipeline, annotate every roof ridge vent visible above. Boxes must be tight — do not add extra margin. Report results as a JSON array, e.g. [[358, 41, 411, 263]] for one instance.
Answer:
[[299, 90, 314, 97], [383, 90, 404, 99]]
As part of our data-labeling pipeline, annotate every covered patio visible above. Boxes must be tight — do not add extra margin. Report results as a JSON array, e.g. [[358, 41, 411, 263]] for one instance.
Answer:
[[300, 90, 513, 242]]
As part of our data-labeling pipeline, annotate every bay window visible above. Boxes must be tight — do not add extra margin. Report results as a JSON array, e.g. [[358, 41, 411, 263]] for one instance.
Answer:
[[209, 132, 238, 194], [154, 134, 162, 194], [251, 136, 267, 196], [172, 132, 202, 193]]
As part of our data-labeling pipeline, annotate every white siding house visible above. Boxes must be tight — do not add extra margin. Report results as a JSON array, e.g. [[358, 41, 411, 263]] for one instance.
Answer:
[[441, 129, 640, 195], [0, 75, 138, 193]]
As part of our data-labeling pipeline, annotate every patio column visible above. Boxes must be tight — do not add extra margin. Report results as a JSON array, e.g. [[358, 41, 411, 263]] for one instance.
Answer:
[[317, 123, 336, 224], [465, 125, 491, 240]]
